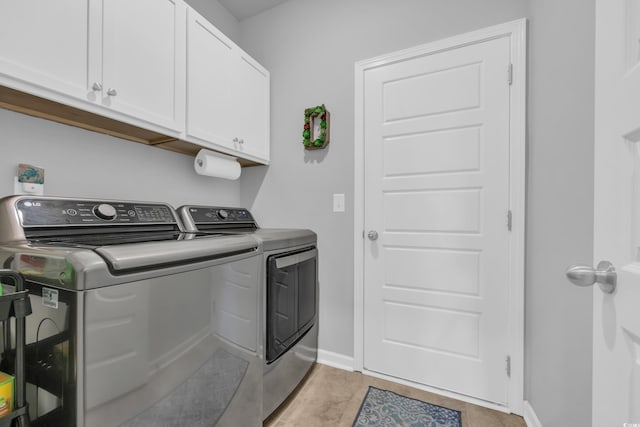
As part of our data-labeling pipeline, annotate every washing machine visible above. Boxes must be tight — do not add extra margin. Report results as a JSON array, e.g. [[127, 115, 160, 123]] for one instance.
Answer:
[[0, 196, 264, 427]]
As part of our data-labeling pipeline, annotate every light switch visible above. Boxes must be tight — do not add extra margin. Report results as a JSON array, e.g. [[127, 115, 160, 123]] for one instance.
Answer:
[[333, 193, 345, 212]]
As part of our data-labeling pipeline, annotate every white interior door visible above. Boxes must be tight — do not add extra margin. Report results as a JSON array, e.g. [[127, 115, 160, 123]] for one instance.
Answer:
[[362, 33, 515, 405], [584, 0, 640, 424]]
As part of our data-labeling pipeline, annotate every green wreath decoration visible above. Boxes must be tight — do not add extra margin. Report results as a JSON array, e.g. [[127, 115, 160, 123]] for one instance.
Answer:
[[302, 104, 329, 148]]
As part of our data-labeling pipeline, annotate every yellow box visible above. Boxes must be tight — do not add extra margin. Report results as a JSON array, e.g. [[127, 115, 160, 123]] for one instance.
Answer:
[[0, 371, 14, 412]]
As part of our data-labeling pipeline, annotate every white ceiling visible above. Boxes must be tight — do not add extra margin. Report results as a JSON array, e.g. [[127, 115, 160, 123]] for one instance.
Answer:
[[218, 0, 289, 21]]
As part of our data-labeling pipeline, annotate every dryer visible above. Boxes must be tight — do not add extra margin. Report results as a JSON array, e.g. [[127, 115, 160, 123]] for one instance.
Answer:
[[177, 205, 318, 419]]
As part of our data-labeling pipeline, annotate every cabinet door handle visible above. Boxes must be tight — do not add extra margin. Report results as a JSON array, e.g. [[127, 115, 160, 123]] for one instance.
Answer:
[[106, 88, 118, 96], [232, 137, 239, 143], [238, 139, 244, 145], [92, 82, 103, 91]]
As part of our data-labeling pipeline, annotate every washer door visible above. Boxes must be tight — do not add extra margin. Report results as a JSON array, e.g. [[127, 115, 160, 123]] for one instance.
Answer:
[[84, 255, 263, 427]]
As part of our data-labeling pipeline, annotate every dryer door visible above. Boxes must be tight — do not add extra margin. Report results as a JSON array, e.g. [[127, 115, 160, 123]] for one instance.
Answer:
[[266, 247, 317, 364]]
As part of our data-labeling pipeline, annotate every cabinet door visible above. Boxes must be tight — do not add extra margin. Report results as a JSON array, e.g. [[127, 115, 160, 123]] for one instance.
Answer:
[[100, 0, 185, 133], [187, 8, 270, 163], [186, 9, 236, 150], [0, 0, 92, 100], [232, 53, 270, 162]]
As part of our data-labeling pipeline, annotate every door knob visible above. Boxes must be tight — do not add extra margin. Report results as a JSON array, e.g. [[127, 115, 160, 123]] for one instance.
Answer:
[[91, 82, 103, 91], [367, 230, 378, 241], [106, 88, 117, 96], [565, 260, 616, 294]]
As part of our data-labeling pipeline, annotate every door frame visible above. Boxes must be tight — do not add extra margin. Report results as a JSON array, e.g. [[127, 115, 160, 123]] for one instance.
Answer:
[[353, 18, 527, 414]]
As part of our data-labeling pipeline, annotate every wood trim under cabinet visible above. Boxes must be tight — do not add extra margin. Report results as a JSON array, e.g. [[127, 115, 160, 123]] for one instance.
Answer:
[[0, 85, 262, 167]]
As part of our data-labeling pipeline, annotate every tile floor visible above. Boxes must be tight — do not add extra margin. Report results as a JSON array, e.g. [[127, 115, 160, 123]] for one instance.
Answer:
[[264, 364, 526, 427]]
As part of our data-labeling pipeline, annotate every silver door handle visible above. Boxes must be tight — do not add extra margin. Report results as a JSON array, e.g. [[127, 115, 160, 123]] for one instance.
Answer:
[[106, 88, 117, 96], [367, 230, 378, 241], [565, 260, 616, 294], [92, 82, 103, 91], [275, 248, 317, 269]]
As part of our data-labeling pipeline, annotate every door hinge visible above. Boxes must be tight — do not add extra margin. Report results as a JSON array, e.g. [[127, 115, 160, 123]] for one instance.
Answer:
[[506, 355, 511, 378], [507, 63, 513, 85], [507, 210, 512, 231]]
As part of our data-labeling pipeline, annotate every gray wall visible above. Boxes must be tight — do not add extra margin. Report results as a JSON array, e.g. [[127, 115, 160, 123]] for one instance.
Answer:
[[526, 0, 594, 426], [238, 0, 529, 358], [184, 0, 239, 43], [239, 1, 595, 426], [0, 108, 239, 207]]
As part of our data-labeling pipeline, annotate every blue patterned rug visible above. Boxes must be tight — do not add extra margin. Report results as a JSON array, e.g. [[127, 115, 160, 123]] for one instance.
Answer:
[[352, 387, 462, 427]]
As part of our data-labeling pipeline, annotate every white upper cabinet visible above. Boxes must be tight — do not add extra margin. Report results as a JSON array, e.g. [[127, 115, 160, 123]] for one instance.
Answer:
[[186, 9, 270, 163], [95, 0, 186, 134], [187, 11, 237, 149], [0, 0, 93, 100], [0, 0, 185, 135], [232, 53, 270, 162], [0, 1, 268, 164]]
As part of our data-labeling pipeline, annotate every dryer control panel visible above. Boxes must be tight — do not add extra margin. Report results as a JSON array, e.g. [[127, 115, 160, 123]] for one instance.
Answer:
[[186, 206, 254, 224], [178, 205, 258, 233]]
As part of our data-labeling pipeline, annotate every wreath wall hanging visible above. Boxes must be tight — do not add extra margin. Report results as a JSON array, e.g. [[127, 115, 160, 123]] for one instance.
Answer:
[[302, 104, 330, 149]]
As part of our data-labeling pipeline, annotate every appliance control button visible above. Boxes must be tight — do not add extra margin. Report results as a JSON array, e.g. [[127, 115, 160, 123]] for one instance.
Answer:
[[94, 203, 117, 221], [217, 209, 229, 220]]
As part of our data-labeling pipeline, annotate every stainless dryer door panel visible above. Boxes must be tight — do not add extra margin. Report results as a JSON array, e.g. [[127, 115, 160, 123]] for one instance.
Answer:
[[266, 247, 317, 364]]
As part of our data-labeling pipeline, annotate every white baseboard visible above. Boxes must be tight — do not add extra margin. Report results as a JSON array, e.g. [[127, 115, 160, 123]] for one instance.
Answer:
[[316, 349, 355, 372], [524, 401, 543, 427]]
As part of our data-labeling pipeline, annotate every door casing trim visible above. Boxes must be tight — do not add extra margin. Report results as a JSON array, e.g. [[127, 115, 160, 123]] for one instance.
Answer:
[[353, 18, 527, 415]]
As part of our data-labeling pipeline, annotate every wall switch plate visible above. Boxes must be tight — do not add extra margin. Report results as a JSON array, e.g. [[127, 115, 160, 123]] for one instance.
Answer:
[[333, 193, 345, 212]]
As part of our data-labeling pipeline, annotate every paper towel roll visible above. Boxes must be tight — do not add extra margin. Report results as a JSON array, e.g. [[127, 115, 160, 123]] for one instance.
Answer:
[[194, 149, 241, 180]]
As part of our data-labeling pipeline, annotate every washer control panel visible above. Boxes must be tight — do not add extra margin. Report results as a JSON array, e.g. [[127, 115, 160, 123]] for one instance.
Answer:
[[17, 198, 177, 226]]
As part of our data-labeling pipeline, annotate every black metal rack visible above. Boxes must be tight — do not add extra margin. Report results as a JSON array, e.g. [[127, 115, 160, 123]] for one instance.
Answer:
[[0, 270, 31, 427]]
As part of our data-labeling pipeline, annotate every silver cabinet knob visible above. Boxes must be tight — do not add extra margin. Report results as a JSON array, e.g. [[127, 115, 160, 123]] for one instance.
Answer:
[[106, 88, 117, 96], [238, 139, 244, 145], [565, 260, 616, 294], [92, 82, 103, 91], [233, 137, 239, 143], [367, 230, 379, 241]]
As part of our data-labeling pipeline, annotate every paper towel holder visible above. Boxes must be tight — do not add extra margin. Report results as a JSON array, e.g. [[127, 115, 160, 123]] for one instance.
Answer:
[[194, 149, 241, 180]]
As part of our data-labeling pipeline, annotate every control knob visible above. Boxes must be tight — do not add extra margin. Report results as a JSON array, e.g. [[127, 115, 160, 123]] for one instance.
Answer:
[[217, 209, 229, 220], [94, 203, 117, 221]]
